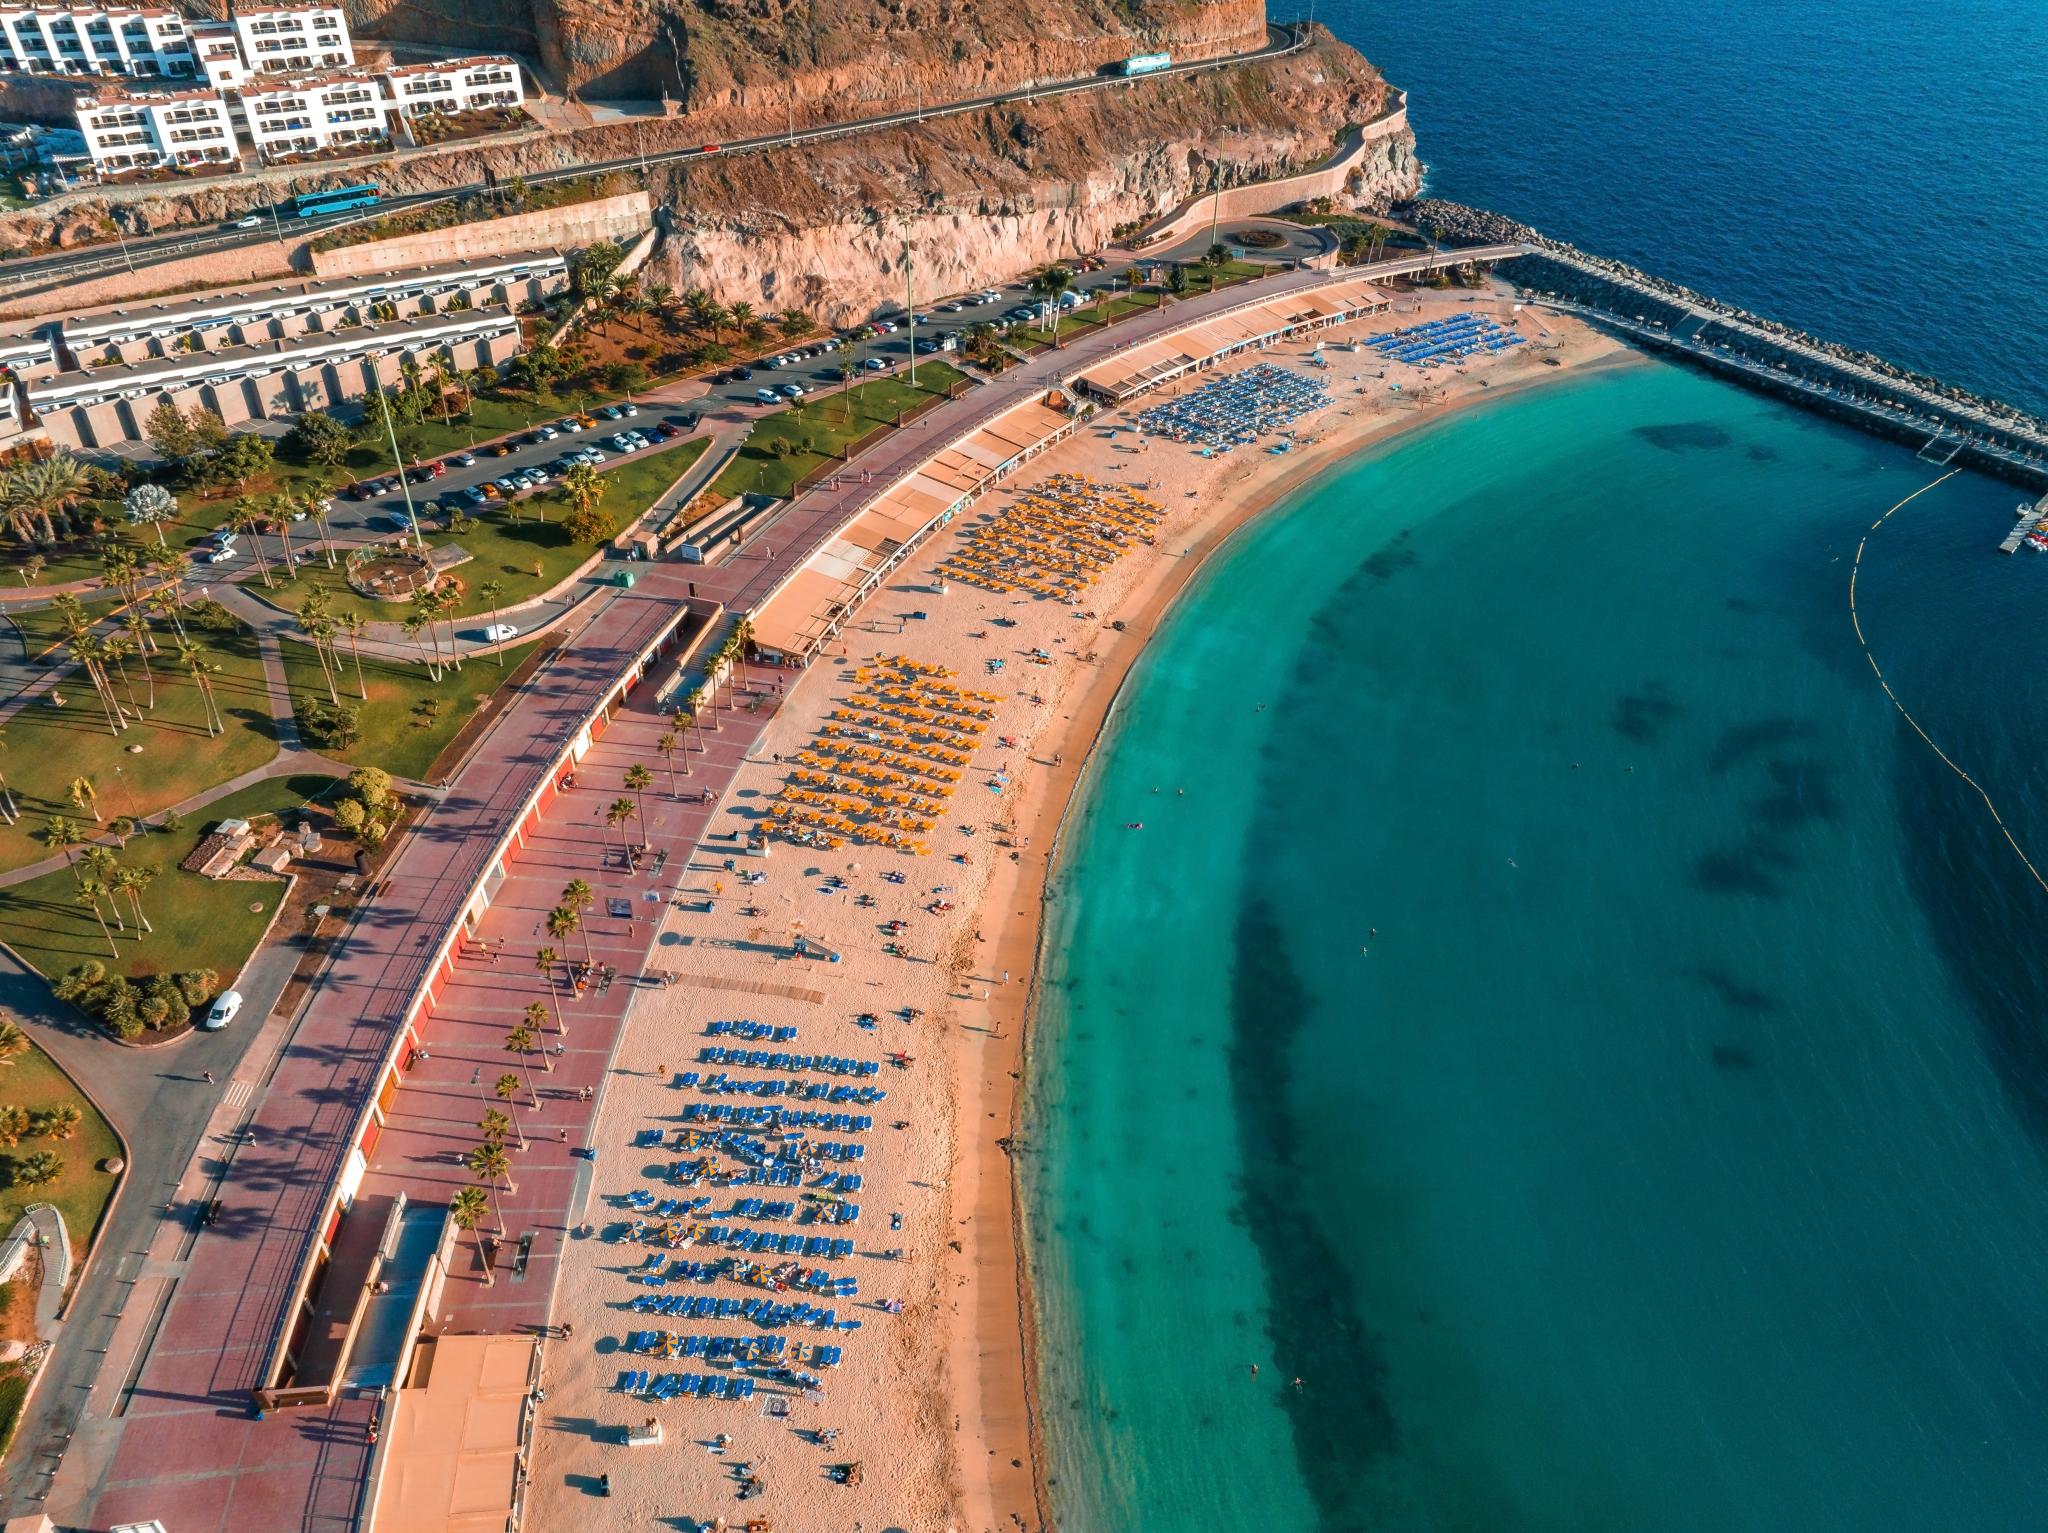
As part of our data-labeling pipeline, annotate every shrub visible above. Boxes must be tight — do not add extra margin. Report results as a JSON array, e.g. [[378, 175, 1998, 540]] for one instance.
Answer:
[[301, 697, 362, 749], [562, 506, 617, 544], [186, 599, 240, 632], [9, 1150, 60, 1188], [55, 961, 218, 1038]]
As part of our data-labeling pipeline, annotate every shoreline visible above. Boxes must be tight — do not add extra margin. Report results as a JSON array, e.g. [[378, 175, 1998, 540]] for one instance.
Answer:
[[523, 290, 1632, 1533], [952, 307, 1644, 1532]]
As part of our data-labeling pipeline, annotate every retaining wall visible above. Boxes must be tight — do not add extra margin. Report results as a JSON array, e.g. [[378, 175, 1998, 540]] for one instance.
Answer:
[[309, 192, 653, 278]]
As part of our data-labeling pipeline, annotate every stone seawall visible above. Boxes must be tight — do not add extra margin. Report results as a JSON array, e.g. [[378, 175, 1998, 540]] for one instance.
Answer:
[[1407, 197, 2048, 450]]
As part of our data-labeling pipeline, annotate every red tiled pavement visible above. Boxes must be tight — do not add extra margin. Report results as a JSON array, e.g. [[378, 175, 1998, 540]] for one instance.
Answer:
[[84, 264, 1370, 1532]]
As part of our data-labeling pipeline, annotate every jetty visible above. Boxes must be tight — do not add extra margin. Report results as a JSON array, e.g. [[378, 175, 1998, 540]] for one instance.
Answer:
[[1999, 493, 2048, 555], [1520, 291, 2048, 491]]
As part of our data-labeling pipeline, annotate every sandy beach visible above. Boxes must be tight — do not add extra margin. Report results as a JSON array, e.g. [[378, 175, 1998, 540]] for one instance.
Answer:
[[526, 286, 1630, 1533]]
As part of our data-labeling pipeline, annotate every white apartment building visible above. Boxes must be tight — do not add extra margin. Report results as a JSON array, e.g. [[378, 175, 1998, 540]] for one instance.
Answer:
[[73, 52, 525, 173], [239, 67, 385, 159], [0, 3, 192, 77], [0, 1, 349, 80], [382, 55, 520, 118], [76, 83, 236, 173], [218, 5, 351, 83]]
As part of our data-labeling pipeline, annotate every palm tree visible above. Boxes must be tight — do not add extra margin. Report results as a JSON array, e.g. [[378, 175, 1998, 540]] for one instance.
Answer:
[[1028, 265, 1077, 346], [120, 596, 157, 710], [0, 1019, 30, 1067], [468, 1139, 515, 1198], [523, 1002, 552, 1069], [672, 705, 698, 762], [79, 847, 120, 927], [547, 905, 584, 975], [730, 301, 757, 341], [67, 775, 100, 822], [482, 1105, 524, 1152], [560, 462, 603, 520], [478, 580, 506, 665], [534, 945, 566, 1029], [623, 764, 653, 827], [227, 500, 272, 588], [0, 725, 18, 826], [339, 613, 369, 699], [563, 879, 596, 950], [655, 730, 682, 797], [504, 1022, 540, 1099], [175, 640, 225, 736], [495, 1069, 528, 1116], [76, 878, 119, 957], [6, 453, 89, 543], [45, 816, 82, 880], [298, 588, 341, 706], [114, 864, 157, 933], [605, 797, 635, 862], [450, 1186, 493, 1285], [43, 1103, 80, 1140]]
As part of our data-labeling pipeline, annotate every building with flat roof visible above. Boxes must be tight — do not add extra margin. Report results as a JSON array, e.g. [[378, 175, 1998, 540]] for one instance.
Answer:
[[69, 48, 528, 172], [27, 304, 523, 448], [55, 250, 567, 355], [239, 66, 389, 159], [74, 81, 236, 172], [0, 2, 192, 77]]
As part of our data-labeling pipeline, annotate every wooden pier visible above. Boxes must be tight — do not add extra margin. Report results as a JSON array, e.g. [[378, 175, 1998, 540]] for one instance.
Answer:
[[1998, 494, 2048, 554]]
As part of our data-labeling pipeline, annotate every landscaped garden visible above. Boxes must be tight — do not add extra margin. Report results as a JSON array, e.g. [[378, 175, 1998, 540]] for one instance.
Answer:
[[0, 1032, 123, 1265], [0, 773, 340, 1036], [281, 634, 544, 782], [0, 606, 277, 876], [255, 436, 706, 623], [709, 363, 970, 501]]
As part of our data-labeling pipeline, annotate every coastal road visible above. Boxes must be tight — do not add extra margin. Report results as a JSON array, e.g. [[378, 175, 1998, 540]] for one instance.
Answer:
[[0, 23, 1311, 290]]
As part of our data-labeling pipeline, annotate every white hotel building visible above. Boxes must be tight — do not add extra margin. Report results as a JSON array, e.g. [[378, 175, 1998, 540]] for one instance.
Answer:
[[0, 4, 193, 77], [76, 82, 237, 172]]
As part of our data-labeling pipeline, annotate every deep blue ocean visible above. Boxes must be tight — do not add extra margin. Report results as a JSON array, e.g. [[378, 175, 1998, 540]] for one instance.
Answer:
[[1023, 8, 2048, 1531], [1326, 0, 2048, 418]]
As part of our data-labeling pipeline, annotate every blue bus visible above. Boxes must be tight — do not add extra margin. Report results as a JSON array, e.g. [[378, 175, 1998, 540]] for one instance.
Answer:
[[292, 183, 381, 218], [1119, 52, 1171, 77]]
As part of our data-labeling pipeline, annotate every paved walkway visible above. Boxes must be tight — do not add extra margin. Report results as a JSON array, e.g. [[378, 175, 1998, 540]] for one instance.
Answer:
[[69, 260, 1429, 1531]]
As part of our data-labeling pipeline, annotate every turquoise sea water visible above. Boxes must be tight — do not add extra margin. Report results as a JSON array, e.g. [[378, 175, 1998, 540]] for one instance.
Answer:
[[1024, 363, 2048, 1530]]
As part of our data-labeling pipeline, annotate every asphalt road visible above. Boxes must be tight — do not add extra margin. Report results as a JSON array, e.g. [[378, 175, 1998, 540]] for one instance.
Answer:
[[0, 900, 316, 1516], [0, 24, 1307, 289]]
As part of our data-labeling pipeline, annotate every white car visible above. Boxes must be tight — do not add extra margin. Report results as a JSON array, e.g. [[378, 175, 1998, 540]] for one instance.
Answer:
[[537, 425, 559, 441], [483, 622, 518, 642], [233, 215, 262, 229], [558, 417, 583, 433], [755, 387, 781, 404], [618, 402, 639, 416], [203, 990, 244, 1030]]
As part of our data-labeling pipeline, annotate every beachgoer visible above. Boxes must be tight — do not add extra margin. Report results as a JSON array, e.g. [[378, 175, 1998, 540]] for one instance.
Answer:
[[203, 1070, 215, 1085], [1249, 1363, 1258, 1378]]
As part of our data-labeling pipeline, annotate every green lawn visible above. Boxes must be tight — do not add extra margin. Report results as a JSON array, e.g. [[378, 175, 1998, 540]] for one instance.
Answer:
[[0, 773, 335, 1006], [0, 1038, 123, 1266], [711, 364, 969, 500], [1016, 290, 1164, 347], [259, 437, 705, 623], [281, 635, 542, 782], [0, 613, 277, 876], [5, 489, 250, 590]]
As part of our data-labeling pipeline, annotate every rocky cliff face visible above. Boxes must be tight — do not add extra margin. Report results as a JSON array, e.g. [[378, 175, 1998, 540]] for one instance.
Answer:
[[0, 27, 1415, 327], [344, 0, 1264, 109]]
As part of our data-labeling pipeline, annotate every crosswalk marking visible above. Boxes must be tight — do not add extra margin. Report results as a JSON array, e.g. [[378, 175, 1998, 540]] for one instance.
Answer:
[[223, 1079, 252, 1110]]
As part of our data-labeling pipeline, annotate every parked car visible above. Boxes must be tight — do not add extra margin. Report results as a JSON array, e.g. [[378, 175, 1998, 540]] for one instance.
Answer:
[[479, 482, 503, 500], [558, 417, 584, 433], [202, 990, 243, 1030], [1005, 306, 1036, 323], [527, 465, 551, 484], [537, 425, 559, 441], [755, 387, 781, 404], [488, 441, 513, 457], [939, 299, 965, 313], [492, 476, 517, 494], [862, 357, 889, 372], [779, 383, 805, 399], [652, 421, 681, 439], [597, 404, 623, 421], [454, 451, 477, 467], [460, 485, 488, 506], [732, 366, 755, 380], [511, 471, 535, 491]]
